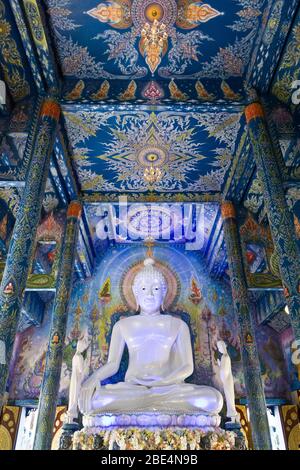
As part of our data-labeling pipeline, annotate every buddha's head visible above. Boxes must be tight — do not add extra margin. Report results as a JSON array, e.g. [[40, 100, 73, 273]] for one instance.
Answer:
[[76, 330, 90, 354], [132, 258, 167, 315]]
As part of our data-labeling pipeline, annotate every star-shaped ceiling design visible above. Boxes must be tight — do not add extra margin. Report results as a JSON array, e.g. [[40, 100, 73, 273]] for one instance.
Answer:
[[63, 104, 242, 199]]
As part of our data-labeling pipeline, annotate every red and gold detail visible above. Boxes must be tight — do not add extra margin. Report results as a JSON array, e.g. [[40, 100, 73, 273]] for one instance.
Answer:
[[221, 201, 236, 220], [283, 284, 290, 298], [67, 200, 82, 219], [3, 281, 14, 295], [51, 406, 67, 450], [280, 405, 300, 450], [244, 102, 264, 123], [236, 405, 252, 449], [40, 99, 61, 121], [245, 332, 254, 344], [0, 406, 21, 450], [52, 331, 60, 345]]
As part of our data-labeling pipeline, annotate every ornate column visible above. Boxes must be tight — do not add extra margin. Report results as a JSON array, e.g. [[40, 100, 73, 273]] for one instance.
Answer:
[[245, 102, 300, 342], [33, 201, 82, 450], [221, 201, 272, 450], [0, 97, 60, 408]]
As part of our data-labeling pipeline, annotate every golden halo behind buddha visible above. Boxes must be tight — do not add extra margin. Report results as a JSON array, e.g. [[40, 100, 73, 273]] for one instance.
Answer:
[[121, 258, 179, 311]]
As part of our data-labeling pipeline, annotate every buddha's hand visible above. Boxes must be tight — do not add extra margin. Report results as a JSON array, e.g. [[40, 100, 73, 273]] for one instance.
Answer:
[[128, 375, 164, 387]]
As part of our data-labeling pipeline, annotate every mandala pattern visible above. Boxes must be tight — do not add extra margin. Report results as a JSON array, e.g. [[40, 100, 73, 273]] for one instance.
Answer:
[[63, 105, 242, 194]]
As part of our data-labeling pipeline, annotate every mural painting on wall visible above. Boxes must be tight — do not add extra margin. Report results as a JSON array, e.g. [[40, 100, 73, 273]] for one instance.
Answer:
[[238, 209, 282, 289], [27, 212, 64, 290], [286, 187, 300, 250], [9, 243, 290, 402], [0, 193, 18, 280], [281, 327, 300, 391]]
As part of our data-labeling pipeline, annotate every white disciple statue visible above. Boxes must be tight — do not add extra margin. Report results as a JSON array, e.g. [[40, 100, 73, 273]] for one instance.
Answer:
[[66, 331, 91, 424], [76, 258, 223, 417], [216, 340, 239, 423]]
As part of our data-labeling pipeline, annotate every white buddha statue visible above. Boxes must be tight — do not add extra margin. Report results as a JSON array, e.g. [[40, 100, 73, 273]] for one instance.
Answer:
[[66, 331, 91, 424], [78, 258, 223, 417], [216, 340, 239, 423]]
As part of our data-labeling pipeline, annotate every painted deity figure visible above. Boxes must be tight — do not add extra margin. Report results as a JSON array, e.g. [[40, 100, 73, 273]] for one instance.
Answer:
[[216, 340, 239, 423], [88, 3, 123, 25], [74, 258, 223, 417]]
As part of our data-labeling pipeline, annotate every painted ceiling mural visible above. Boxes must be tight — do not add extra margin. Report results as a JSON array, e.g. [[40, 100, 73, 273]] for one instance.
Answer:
[[84, 201, 219, 251], [63, 103, 243, 198], [40, 0, 294, 103]]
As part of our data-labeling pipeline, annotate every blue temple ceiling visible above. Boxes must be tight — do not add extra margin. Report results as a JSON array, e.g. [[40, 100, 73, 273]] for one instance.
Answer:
[[62, 103, 244, 199], [35, 0, 298, 103]]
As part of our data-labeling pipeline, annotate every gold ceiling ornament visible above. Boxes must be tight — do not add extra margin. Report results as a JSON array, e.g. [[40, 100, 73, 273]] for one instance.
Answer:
[[143, 164, 162, 184], [144, 236, 155, 258], [140, 19, 168, 74], [87, 0, 222, 75]]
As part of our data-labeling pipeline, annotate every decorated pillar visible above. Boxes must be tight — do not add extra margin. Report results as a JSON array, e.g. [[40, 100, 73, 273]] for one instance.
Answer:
[[0, 97, 60, 409], [33, 201, 82, 450], [245, 102, 300, 342], [221, 201, 272, 450]]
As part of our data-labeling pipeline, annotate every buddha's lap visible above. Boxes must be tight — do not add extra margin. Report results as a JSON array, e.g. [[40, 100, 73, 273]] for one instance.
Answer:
[[91, 383, 223, 411]]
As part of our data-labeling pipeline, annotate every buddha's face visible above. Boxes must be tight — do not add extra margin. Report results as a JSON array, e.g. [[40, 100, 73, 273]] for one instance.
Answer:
[[217, 340, 227, 354], [133, 277, 166, 315]]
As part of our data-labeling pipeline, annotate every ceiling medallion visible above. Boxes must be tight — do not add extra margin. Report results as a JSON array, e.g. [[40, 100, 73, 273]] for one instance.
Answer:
[[137, 145, 168, 167], [87, 1, 221, 74], [131, 0, 177, 33], [137, 145, 166, 185]]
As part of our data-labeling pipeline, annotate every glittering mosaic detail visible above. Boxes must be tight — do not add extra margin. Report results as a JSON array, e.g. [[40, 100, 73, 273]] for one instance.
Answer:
[[250, 0, 299, 93], [246, 102, 300, 344], [0, 1, 31, 101], [221, 201, 272, 451], [9, 0, 44, 92], [34, 202, 81, 450], [0, 98, 60, 408], [271, 6, 300, 106], [23, 0, 60, 91]]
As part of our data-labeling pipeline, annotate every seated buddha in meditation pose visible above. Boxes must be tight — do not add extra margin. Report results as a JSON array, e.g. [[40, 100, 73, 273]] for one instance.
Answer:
[[76, 258, 223, 416]]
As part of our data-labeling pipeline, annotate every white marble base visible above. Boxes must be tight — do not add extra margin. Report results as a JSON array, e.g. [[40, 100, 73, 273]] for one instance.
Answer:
[[82, 412, 221, 428]]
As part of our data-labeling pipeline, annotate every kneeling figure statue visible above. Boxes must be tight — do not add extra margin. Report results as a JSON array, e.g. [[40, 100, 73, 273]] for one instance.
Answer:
[[69, 258, 224, 421]]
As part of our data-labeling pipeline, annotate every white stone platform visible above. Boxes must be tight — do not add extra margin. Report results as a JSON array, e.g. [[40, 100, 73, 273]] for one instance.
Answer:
[[82, 412, 221, 428]]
